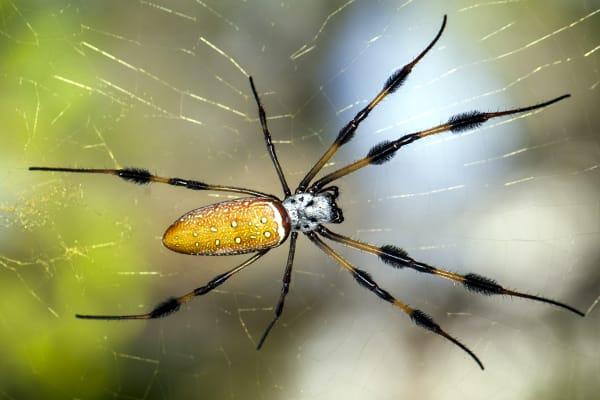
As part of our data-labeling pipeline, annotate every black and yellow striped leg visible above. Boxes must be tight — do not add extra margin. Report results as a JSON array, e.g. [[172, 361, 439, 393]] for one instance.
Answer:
[[29, 166, 277, 199], [249, 77, 292, 197], [306, 231, 484, 370], [296, 15, 448, 193], [76, 250, 269, 320], [317, 226, 585, 317], [257, 232, 298, 349], [310, 94, 571, 191]]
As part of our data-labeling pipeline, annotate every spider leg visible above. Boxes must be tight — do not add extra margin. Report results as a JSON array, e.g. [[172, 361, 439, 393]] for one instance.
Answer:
[[257, 232, 298, 349], [306, 231, 484, 370], [310, 94, 571, 191], [249, 77, 292, 197], [29, 166, 278, 199], [317, 226, 585, 317], [296, 15, 448, 193], [76, 250, 268, 320]]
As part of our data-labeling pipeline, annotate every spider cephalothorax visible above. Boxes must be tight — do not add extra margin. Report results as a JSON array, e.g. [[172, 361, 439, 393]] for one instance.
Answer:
[[29, 15, 584, 370], [283, 188, 343, 232]]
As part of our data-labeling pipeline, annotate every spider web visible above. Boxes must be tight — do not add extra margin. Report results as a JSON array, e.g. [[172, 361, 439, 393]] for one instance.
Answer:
[[1, 0, 598, 399]]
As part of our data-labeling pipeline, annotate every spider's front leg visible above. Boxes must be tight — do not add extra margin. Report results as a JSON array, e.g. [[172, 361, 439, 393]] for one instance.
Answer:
[[306, 232, 485, 370], [297, 15, 448, 192], [317, 226, 585, 317]]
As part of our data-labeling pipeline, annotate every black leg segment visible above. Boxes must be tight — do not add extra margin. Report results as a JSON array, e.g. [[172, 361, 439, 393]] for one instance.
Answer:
[[257, 232, 298, 349], [76, 251, 269, 320]]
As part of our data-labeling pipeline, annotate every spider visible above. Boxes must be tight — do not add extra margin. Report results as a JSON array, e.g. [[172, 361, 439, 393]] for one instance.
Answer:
[[30, 15, 584, 370]]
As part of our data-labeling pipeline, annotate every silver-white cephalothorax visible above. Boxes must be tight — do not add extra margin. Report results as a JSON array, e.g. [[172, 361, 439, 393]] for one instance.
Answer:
[[282, 192, 342, 232]]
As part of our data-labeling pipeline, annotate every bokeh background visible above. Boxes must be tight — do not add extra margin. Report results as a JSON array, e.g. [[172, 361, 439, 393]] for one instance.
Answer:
[[1, 1, 598, 399]]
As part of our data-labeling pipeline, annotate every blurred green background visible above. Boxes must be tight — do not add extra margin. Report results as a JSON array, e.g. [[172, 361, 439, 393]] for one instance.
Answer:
[[1, 1, 598, 399]]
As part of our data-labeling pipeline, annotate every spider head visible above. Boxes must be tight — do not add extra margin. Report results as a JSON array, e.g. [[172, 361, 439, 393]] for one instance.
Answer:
[[282, 188, 343, 232], [320, 186, 344, 224]]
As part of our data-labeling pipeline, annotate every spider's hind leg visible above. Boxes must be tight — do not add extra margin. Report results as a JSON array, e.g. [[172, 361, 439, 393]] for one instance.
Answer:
[[76, 251, 268, 320], [29, 166, 277, 199]]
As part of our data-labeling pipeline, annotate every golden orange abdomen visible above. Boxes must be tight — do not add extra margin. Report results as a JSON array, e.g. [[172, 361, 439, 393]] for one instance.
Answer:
[[162, 197, 290, 256]]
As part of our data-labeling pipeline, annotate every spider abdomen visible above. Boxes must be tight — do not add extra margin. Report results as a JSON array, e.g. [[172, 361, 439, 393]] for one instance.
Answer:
[[162, 198, 290, 255]]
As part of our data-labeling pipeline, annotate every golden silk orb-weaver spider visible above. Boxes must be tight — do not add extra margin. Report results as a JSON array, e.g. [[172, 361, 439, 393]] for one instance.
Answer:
[[30, 15, 584, 370]]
